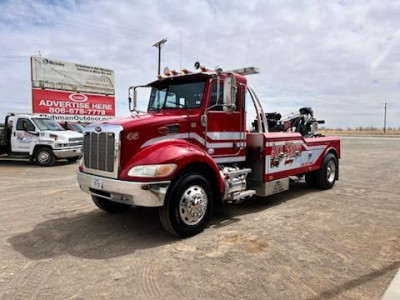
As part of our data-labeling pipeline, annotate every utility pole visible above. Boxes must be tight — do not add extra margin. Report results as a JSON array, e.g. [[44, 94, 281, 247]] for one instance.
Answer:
[[153, 38, 167, 76], [383, 102, 387, 134]]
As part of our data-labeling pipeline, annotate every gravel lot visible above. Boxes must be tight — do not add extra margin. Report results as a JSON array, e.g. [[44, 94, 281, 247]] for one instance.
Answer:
[[0, 138, 399, 299]]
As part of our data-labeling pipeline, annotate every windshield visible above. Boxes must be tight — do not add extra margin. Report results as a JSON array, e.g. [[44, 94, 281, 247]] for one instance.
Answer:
[[148, 80, 206, 111], [70, 123, 84, 133], [32, 118, 65, 131]]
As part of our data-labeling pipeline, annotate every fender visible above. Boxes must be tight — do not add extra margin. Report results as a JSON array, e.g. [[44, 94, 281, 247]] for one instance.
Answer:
[[119, 139, 225, 192]]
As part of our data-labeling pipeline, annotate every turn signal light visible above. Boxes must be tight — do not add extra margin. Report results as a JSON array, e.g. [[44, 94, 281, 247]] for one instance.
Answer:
[[128, 164, 177, 178], [181, 68, 191, 74]]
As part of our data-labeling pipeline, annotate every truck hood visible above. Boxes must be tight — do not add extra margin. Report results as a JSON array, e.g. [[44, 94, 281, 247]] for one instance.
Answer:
[[94, 111, 191, 169], [44, 130, 83, 141], [100, 112, 187, 131]]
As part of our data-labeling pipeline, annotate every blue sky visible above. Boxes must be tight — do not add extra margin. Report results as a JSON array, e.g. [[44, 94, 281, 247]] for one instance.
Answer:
[[0, 0, 399, 128]]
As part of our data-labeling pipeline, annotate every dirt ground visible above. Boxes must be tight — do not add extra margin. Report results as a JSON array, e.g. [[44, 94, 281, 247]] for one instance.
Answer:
[[0, 138, 399, 299]]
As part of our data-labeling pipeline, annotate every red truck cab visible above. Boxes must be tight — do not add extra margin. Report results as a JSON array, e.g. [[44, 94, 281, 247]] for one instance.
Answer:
[[77, 65, 340, 237]]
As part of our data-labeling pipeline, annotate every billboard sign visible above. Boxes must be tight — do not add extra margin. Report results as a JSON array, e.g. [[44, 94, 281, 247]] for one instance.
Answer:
[[32, 89, 115, 122], [31, 56, 115, 122]]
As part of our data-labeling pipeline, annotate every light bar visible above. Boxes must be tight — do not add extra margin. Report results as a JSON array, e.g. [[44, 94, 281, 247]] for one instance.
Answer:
[[227, 67, 260, 76]]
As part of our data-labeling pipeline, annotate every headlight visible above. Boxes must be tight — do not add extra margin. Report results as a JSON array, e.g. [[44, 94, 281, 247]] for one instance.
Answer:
[[56, 142, 68, 147], [128, 164, 177, 177], [50, 134, 59, 140]]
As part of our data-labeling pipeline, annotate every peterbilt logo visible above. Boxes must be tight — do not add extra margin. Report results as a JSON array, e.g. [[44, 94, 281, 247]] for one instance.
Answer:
[[69, 93, 88, 102], [95, 126, 102, 133]]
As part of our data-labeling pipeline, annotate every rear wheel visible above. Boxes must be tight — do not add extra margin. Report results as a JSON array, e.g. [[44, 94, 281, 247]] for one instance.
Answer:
[[92, 195, 131, 213], [159, 172, 214, 238], [315, 153, 338, 189], [35, 147, 56, 167]]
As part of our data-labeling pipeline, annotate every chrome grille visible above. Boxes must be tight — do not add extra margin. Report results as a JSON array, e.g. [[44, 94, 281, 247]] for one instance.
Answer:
[[69, 137, 83, 147], [83, 132, 115, 172]]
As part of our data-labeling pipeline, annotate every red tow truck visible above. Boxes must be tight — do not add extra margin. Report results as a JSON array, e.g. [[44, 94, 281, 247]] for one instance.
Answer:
[[77, 64, 340, 237]]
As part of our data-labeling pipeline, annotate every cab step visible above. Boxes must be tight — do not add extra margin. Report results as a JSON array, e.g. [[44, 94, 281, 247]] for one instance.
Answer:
[[230, 189, 256, 200], [222, 166, 255, 203]]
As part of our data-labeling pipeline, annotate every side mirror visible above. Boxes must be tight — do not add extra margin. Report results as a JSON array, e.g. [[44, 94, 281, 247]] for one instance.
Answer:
[[223, 74, 237, 110], [128, 86, 136, 112], [134, 89, 137, 111]]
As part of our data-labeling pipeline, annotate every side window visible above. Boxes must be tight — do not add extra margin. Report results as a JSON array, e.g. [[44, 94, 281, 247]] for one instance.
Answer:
[[209, 82, 239, 111], [245, 89, 258, 132], [16, 119, 35, 131], [209, 83, 223, 111]]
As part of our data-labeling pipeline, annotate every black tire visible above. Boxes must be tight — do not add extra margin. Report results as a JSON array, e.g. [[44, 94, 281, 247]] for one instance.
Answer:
[[305, 172, 318, 188], [35, 147, 56, 167], [92, 195, 131, 213], [67, 157, 79, 163], [315, 153, 338, 190], [159, 172, 214, 238]]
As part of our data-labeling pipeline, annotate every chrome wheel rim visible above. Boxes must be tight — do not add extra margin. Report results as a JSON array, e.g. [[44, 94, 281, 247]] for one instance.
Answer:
[[179, 185, 208, 226], [37, 151, 50, 164], [326, 160, 336, 183]]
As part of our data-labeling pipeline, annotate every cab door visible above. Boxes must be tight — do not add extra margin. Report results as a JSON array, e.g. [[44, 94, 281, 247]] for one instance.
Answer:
[[11, 118, 37, 152], [204, 80, 246, 164]]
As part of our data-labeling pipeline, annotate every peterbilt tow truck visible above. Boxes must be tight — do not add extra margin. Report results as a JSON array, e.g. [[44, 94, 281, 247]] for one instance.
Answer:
[[0, 113, 83, 166], [77, 64, 340, 237]]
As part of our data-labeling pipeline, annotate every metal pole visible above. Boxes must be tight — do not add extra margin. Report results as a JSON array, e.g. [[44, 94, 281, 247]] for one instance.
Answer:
[[384, 102, 387, 134], [153, 38, 167, 76], [157, 47, 161, 75]]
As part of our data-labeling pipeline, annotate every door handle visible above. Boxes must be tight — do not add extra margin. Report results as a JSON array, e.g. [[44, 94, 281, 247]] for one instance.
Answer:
[[14, 132, 16, 137]]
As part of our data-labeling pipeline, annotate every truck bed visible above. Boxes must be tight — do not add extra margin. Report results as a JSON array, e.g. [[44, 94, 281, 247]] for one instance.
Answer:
[[246, 132, 340, 182]]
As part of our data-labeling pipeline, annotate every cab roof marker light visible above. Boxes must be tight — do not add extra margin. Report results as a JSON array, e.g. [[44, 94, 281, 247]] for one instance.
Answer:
[[164, 67, 171, 76], [181, 68, 191, 74], [170, 69, 179, 76]]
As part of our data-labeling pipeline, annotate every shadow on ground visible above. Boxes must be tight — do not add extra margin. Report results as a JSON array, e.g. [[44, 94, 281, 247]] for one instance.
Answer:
[[8, 207, 177, 260], [211, 182, 320, 228], [9, 182, 319, 261], [308, 261, 400, 300], [0, 159, 77, 168]]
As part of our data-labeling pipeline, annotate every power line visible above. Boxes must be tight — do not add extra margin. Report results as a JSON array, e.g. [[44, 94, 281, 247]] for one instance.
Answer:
[[0, 55, 31, 58]]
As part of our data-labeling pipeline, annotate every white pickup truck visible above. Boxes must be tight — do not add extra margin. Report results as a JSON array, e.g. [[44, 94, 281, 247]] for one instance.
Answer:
[[0, 113, 83, 166]]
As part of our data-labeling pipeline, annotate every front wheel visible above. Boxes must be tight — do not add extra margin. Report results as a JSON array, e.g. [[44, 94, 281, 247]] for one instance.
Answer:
[[35, 147, 56, 167], [159, 172, 214, 238]]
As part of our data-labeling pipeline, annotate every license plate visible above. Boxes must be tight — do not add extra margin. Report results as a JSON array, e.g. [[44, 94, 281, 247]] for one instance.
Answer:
[[91, 177, 102, 189]]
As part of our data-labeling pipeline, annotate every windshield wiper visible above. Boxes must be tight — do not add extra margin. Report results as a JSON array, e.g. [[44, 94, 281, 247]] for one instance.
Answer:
[[165, 101, 188, 108], [148, 105, 161, 111]]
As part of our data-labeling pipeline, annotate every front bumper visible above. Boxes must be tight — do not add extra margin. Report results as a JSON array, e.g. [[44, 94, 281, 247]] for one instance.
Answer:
[[77, 171, 170, 207], [54, 147, 82, 158]]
